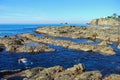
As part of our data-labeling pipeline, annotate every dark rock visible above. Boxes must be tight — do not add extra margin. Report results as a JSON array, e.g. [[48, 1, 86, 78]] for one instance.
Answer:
[[0, 46, 3, 52]]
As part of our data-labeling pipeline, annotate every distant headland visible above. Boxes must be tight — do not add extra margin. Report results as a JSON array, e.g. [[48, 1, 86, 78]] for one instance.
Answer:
[[89, 13, 120, 25]]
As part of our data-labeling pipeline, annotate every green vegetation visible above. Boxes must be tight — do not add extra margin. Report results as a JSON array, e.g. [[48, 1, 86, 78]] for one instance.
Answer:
[[106, 13, 120, 21]]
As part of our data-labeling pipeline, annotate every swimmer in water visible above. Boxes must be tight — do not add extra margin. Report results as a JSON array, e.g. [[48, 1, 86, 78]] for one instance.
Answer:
[[18, 57, 32, 69]]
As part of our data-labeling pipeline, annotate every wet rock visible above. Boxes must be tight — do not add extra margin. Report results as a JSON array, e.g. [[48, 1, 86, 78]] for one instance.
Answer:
[[20, 33, 116, 55], [0, 37, 23, 52], [17, 45, 55, 53], [24, 67, 44, 78], [118, 44, 120, 49], [27, 66, 64, 80], [0, 36, 55, 53], [67, 63, 85, 74], [36, 26, 120, 43], [74, 71, 102, 80], [103, 74, 120, 80], [98, 41, 108, 46], [54, 64, 85, 80], [0, 64, 104, 80], [0, 69, 24, 79], [99, 46, 115, 55], [87, 40, 94, 43], [1, 68, 44, 80]]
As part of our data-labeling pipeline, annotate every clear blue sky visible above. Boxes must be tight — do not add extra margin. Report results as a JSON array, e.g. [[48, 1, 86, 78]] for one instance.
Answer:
[[0, 0, 120, 24]]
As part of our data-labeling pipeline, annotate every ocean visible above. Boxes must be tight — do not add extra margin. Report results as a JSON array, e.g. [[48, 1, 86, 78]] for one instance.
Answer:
[[0, 24, 62, 37], [0, 24, 87, 37], [0, 24, 120, 76]]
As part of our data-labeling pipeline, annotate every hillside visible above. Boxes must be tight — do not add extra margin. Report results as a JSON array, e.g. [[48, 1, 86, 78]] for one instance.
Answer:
[[90, 14, 120, 25]]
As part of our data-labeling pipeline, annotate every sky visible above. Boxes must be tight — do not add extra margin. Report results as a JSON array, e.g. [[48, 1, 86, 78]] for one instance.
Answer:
[[0, 0, 120, 24]]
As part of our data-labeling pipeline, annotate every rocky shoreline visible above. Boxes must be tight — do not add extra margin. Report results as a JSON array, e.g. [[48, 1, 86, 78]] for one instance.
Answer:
[[36, 26, 120, 43], [19, 33, 115, 55], [0, 32, 116, 55], [0, 36, 55, 53], [0, 25, 120, 80], [1, 64, 120, 80]]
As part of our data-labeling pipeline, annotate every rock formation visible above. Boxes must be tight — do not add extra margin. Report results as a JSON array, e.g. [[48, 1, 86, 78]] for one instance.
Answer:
[[36, 26, 120, 43], [0, 36, 55, 53], [90, 18, 119, 25], [2, 63, 120, 80], [118, 44, 120, 49], [20, 33, 115, 55], [103, 74, 120, 80], [1, 64, 103, 80]]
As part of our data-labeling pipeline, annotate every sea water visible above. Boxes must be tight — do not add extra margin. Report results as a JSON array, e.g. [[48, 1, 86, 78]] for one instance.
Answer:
[[0, 24, 87, 37], [0, 24, 120, 76]]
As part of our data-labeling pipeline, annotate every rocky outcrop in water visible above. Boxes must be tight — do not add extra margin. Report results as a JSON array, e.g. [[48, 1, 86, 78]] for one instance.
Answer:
[[36, 26, 120, 43], [20, 33, 115, 55], [0, 32, 115, 55], [2, 63, 120, 80], [0, 36, 55, 53], [1, 64, 104, 80]]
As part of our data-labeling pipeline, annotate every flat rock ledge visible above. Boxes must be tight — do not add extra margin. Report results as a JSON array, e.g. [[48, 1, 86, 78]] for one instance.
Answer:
[[1, 64, 120, 80], [20, 33, 115, 55], [0, 36, 55, 53], [36, 26, 120, 43]]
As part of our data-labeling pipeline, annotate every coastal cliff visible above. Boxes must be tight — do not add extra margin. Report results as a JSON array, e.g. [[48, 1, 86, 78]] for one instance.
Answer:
[[90, 14, 120, 25], [90, 18, 119, 25]]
